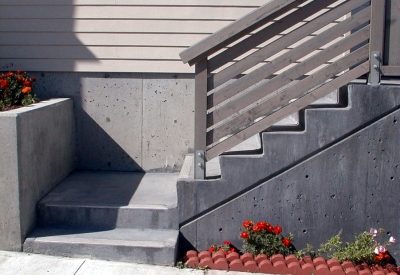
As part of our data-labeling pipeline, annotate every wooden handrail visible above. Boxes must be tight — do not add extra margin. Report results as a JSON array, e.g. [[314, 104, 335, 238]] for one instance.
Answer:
[[179, 0, 305, 66], [180, 0, 395, 179]]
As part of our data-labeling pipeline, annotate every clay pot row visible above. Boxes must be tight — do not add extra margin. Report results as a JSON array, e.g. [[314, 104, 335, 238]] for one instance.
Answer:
[[183, 251, 400, 275]]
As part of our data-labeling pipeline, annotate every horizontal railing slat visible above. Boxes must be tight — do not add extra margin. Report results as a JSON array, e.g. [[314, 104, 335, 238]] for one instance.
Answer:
[[207, 24, 370, 127], [205, 61, 370, 160], [207, 6, 371, 110], [382, 66, 400, 76], [179, 0, 303, 66], [206, 0, 336, 74], [210, 0, 370, 89], [207, 44, 369, 145]]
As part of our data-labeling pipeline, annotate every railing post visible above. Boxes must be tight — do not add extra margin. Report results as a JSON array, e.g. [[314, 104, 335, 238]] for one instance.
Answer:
[[194, 58, 208, 179], [368, 0, 386, 85]]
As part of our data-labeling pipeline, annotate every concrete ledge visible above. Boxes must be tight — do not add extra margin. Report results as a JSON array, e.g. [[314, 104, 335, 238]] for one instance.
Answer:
[[0, 98, 76, 251]]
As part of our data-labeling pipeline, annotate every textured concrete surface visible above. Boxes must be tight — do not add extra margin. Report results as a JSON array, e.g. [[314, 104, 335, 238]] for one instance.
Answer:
[[25, 171, 180, 264], [24, 228, 179, 265], [0, 99, 75, 251], [30, 72, 337, 173], [37, 171, 178, 230], [32, 72, 194, 172], [178, 85, 400, 223], [180, 107, 400, 262]]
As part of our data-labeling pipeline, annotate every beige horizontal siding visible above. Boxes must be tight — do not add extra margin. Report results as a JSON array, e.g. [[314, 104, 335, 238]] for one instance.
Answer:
[[0, 1, 263, 73], [0, 0, 347, 73], [0, 0, 267, 6]]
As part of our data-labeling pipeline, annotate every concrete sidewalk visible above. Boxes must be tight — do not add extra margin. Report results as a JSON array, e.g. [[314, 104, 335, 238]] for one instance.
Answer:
[[0, 251, 255, 275]]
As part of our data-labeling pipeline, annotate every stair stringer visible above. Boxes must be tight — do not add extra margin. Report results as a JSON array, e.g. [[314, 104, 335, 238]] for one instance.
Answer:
[[177, 84, 400, 225], [180, 107, 400, 262]]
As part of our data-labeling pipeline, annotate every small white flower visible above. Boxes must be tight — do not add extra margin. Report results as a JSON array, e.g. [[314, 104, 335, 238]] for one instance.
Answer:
[[369, 228, 378, 237], [389, 236, 396, 243], [374, 245, 387, 254]]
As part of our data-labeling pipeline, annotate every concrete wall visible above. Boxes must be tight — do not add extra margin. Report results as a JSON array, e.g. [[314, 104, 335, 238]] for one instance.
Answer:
[[0, 99, 75, 250], [178, 85, 400, 262], [32, 72, 195, 172], [180, 107, 400, 262]]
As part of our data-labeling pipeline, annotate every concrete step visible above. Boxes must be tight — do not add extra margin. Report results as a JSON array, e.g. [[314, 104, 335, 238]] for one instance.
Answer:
[[23, 227, 178, 265], [37, 171, 178, 230]]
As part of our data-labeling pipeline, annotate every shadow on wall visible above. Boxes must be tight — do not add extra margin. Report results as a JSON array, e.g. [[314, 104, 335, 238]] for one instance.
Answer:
[[0, 0, 97, 72], [33, 72, 195, 173], [33, 73, 144, 172]]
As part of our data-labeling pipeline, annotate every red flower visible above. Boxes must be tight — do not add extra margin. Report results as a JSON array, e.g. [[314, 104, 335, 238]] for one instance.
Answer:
[[375, 253, 385, 262], [22, 87, 32, 94], [257, 221, 267, 230], [0, 80, 9, 89], [17, 70, 24, 74], [253, 225, 261, 233], [230, 248, 236, 253], [273, 225, 282, 235], [241, 231, 249, 239], [223, 240, 232, 245], [17, 76, 24, 83], [6, 72, 14, 77], [243, 220, 253, 228], [267, 225, 273, 232], [24, 81, 32, 87], [384, 253, 391, 261], [282, 238, 291, 247], [208, 247, 215, 253]]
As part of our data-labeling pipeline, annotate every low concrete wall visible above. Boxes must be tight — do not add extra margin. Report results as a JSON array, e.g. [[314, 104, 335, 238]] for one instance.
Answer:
[[0, 99, 75, 251], [32, 72, 194, 172]]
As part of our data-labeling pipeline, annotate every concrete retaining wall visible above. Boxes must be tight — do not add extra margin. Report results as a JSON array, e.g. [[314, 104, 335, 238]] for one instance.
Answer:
[[31, 72, 194, 172], [180, 107, 400, 262], [0, 98, 75, 250]]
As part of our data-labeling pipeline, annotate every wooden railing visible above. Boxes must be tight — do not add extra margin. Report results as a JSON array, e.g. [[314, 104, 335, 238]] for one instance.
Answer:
[[180, 0, 400, 179]]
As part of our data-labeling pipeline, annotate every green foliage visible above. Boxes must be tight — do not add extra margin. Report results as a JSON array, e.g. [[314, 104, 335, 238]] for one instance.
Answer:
[[302, 228, 395, 265], [315, 233, 375, 264], [0, 70, 38, 111], [295, 243, 317, 259], [240, 220, 294, 257]]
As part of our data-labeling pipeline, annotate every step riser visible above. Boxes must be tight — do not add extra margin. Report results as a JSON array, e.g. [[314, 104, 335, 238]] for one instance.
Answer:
[[24, 239, 177, 265], [37, 205, 178, 230]]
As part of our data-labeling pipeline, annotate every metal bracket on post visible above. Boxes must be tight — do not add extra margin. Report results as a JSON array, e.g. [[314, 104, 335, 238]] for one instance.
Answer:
[[194, 150, 205, 180], [369, 51, 381, 85]]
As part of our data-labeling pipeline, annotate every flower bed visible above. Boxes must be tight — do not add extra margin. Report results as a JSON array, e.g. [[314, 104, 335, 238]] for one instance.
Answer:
[[183, 251, 400, 275], [179, 220, 398, 274]]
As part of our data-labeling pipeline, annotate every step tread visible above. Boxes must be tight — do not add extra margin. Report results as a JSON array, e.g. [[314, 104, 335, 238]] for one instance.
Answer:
[[40, 171, 178, 209], [26, 227, 178, 248], [24, 227, 179, 265]]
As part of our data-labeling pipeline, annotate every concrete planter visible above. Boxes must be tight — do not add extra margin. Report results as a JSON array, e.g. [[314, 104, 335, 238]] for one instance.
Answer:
[[0, 98, 76, 251]]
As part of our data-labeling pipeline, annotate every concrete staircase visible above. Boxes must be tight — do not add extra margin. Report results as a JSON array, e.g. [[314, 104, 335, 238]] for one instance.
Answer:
[[22, 84, 400, 264], [23, 171, 179, 265], [177, 84, 400, 255]]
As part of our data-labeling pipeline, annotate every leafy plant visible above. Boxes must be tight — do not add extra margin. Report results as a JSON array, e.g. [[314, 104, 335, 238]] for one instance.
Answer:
[[297, 228, 396, 265], [240, 220, 294, 257], [0, 70, 38, 111]]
